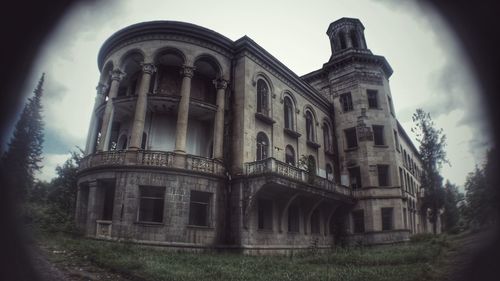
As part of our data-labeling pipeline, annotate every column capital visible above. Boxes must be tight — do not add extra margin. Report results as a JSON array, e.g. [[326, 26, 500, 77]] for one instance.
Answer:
[[213, 78, 229, 90], [141, 63, 157, 75], [180, 65, 196, 78], [110, 69, 126, 81], [96, 83, 108, 95]]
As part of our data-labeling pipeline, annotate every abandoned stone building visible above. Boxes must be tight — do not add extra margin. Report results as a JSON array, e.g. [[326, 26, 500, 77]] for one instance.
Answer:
[[76, 17, 439, 253]]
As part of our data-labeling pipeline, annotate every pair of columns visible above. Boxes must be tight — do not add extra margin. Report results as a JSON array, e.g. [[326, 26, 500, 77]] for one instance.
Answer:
[[92, 63, 228, 160]]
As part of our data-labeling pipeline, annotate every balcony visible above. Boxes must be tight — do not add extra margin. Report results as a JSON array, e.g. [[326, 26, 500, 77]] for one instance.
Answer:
[[244, 157, 352, 197], [79, 150, 225, 177]]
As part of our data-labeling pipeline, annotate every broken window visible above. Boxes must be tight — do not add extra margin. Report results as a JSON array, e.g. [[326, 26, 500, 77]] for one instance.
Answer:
[[344, 127, 358, 149], [284, 96, 294, 130], [256, 132, 269, 161], [189, 191, 211, 227], [138, 186, 165, 223], [348, 166, 362, 189], [381, 207, 394, 231], [352, 210, 365, 233], [258, 199, 273, 230], [288, 205, 300, 233], [285, 145, 295, 166], [367, 90, 378, 109], [372, 125, 385, 145], [305, 110, 315, 142], [339, 92, 353, 112], [378, 165, 390, 186], [256, 79, 269, 115]]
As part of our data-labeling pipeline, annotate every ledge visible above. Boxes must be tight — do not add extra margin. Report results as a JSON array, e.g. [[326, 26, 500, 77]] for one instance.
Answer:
[[283, 128, 301, 139], [344, 146, 359, 152], [306, 140, 321, 149], [373, 144, 389, 148], [134, 221, 164, 226], [186, 225, 215, 230], [255, 112, 276, 125]]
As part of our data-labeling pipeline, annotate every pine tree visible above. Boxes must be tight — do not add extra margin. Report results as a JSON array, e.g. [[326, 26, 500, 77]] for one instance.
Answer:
[[411, 108, 449, 234], [1, 73, 45, 200]]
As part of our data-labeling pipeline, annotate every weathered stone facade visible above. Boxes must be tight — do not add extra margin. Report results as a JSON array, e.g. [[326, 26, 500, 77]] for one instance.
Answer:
[[76, 18, 438, 254]]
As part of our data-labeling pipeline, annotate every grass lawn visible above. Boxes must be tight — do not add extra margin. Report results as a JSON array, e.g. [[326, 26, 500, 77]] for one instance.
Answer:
[[37, 232, 454, 281]]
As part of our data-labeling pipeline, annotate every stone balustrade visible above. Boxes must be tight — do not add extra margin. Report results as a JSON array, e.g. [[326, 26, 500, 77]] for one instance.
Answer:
[[244, 157, 352, 196], [79, 150, 225, 177]]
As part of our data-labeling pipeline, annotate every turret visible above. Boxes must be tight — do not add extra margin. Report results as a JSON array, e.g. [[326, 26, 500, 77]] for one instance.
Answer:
[[326, 17, 368, 56]]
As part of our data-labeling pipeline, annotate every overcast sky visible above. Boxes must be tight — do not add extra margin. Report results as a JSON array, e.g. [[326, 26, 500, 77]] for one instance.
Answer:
[[18, 0, 491, 190]]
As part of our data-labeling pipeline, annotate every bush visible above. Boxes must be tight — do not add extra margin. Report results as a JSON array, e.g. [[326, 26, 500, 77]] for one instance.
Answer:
[[410, 233, 435, 243]]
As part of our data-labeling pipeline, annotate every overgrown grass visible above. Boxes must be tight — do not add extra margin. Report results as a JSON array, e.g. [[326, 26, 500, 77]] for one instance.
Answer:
[[38, 233, 451, 281]]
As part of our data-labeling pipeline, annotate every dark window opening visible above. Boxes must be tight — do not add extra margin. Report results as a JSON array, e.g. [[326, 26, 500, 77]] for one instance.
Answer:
[[285, 145, 295, 166], [141, 132, 147, 149], [256, 132, 269, 161], [306, 111, 314, 141], [311, 209, 321, 234], [257, 79, 269, 115], [323, 123, 331, 151], [373, 125, 385, 145], [257, 199, 273, 230], [352, 210, 365, 233], [288, 205, 300, 233], [367, 90, 378, 108], [138, 186, 165, 223], [108, 122, 121, 151], [382, 207, 394, 231], [189, 191, 211, 227], [339, 92, 353, 112], [350, 30, 359, 48], [388, 95, 395, 116], [308, 155, 316, 176], [378, 165, 390, 186], [326, 164, 333, 181], [344, 127, 358, 149], [101, 185, 115, 221], [284, 97, 294, 130], [348, 166, 362, 189], [339, 31, 347, 49], [394, 130, 400, 150]]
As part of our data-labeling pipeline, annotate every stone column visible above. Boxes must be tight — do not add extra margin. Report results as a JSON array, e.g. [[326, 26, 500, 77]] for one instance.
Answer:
[[86, 181, 98, 236], [84, 83, 108, 154], [128, 63, 156, 150], [174, 65, 195, 154], [212, 78, 228, 160], [97, 69, 125, 151]]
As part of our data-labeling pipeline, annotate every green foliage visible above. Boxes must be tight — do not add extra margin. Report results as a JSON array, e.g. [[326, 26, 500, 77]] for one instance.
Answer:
[[442, 181, 463, 233], [1, 73, 45, 200], [25, 150, 83, 234], [462, 147, 498, 229], [40, 233, 449, 281], [411, 109, 449, 234]]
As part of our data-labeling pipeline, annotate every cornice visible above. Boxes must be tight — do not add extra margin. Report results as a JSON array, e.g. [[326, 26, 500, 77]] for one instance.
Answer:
[[233, 36, 331, 111], [98, 21, 235, 70]]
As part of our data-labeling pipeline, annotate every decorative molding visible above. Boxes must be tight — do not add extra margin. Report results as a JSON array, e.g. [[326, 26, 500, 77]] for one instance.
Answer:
[[141, 63, 157, 74], [213, 78, 229, 90], [96, 83, 109, 95], [180, 65, 196, 78], [110, 69, 126, 81]]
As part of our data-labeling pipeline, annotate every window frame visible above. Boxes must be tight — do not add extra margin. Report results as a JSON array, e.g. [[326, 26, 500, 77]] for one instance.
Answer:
[[305, 110, 315, 142], [256, 132, 269, 161], [339, 92, 354, 112], [285, 145, 295, 166], [344, 127, 358, 149], [367, 89, 379, 109], [377, 164, 390, 187], [284, 96, 294, 130], [137, 186, 165, 224], [372, 125, 385, 146], [188, 190, 212, 227], [352, 210, 365, 233], [381, 207, 394, 231], [256, 79, 269, 116]]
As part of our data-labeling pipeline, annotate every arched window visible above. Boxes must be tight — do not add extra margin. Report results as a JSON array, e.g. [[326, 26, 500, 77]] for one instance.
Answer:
[[256, 132, 269, 161], [306, 111, 314, 142], [326, 164, 333, 181], [141, 132, 147, 149], [285, 145, 295, 166], [308, 155, 316, 175], [284, 96, 294, 130], [256, 79, 269, 115], [323, 122, 331, 151]]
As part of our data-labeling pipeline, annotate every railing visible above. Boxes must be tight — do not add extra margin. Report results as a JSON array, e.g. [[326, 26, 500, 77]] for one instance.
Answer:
[[79, 150, 225, 176], [245, 157, 352, 196]]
